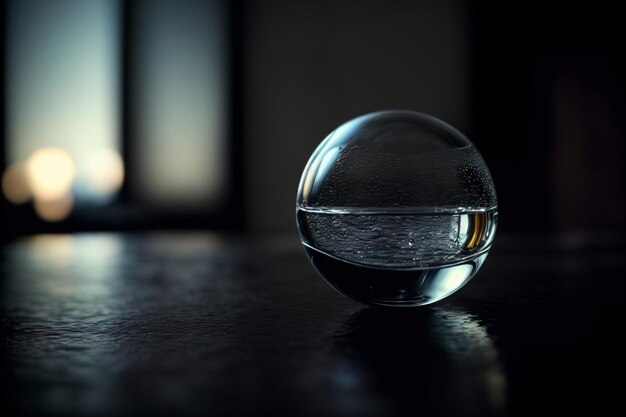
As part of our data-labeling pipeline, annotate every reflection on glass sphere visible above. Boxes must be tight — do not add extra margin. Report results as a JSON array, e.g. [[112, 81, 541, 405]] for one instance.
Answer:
[[296, 111, 497, 306]]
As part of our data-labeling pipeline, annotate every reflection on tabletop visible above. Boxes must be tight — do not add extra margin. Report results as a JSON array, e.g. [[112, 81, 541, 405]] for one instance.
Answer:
[[1, 233, 623, 416]]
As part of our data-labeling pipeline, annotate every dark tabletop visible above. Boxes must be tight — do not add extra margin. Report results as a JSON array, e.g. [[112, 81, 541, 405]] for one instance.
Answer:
[[1, 232, 624, 416]]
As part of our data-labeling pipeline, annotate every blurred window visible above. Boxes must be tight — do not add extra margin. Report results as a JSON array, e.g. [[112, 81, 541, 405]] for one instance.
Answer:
[[3, 0, 230, 228]]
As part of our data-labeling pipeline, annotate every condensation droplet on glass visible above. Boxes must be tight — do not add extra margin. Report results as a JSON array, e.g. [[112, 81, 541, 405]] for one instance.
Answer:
[[296, 110, 498, 307]]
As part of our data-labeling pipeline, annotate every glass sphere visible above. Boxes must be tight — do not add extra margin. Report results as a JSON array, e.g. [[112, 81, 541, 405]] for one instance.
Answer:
[[296, 111, 497, 307]]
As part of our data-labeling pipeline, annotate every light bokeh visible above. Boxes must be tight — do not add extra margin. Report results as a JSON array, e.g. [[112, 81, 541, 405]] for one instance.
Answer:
[[26, 148, 76, 202], [34, 194, 75, 223], [1, 162, 31, 204], [81, 148, 125, 199]]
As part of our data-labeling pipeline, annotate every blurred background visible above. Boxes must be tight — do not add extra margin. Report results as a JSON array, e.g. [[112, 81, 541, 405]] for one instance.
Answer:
[[1, 0, 624, 240]]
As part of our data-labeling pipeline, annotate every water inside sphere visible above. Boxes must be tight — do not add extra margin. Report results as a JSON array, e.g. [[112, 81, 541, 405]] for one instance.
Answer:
[[296, 111, 497, 307]]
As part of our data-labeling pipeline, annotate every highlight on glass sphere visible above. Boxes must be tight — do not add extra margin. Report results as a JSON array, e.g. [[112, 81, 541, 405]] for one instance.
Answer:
[[296, 110, 497, 307]]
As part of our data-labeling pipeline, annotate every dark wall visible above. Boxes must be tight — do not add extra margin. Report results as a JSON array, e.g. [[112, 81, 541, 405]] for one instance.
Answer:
[[242, 0, 625, 235], [471, 1, 625, 235]]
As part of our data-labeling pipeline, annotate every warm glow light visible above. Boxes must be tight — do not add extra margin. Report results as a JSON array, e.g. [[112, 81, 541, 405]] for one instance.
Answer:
[[26, 148, 76, 201], [84, 149, 124, 194], [33, 194, 74, 222], [2, 162, 31, 204]]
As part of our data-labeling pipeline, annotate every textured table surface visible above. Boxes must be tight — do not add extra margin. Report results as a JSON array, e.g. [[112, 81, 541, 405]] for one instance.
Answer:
[[1, 232, 624, 416]]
